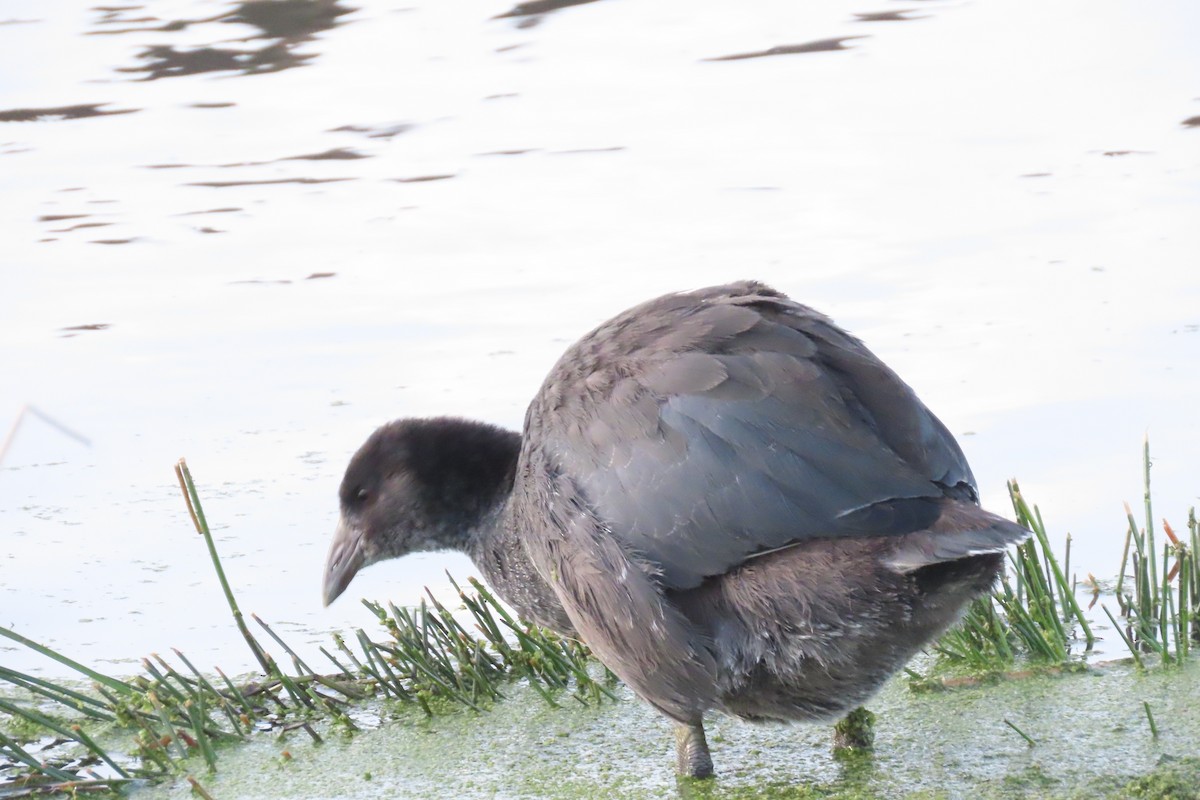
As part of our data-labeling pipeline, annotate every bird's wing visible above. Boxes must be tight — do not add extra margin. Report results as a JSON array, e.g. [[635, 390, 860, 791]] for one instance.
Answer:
[[523, 282, 1014, 591], [514, 460, 719, 722]]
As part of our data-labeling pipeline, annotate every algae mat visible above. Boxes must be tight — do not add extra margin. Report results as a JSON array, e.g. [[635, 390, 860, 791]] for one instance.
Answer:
[[129, 657, 1199, 799]]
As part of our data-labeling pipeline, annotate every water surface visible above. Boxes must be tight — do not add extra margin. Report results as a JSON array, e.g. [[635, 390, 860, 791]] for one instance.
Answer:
[[2, 0, 1198, 677]]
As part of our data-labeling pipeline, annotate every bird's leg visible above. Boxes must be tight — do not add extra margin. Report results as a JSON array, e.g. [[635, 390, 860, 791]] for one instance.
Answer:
[[674, 718, 714, 778]]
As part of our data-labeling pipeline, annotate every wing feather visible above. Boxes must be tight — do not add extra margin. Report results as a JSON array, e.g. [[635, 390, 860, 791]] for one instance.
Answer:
[[521, 281, 1015, 593]]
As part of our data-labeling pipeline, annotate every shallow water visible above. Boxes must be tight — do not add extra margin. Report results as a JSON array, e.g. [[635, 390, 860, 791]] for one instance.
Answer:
[[1, 0, 1199, 678], [47, 657, 1200, 799]]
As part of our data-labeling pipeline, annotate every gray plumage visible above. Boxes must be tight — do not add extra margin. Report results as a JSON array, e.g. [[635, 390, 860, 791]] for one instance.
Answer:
[[323, 281, 1028, 778]]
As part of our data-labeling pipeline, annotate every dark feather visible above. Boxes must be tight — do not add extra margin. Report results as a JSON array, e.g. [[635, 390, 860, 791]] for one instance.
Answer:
[[522, 280, 1014, 591]]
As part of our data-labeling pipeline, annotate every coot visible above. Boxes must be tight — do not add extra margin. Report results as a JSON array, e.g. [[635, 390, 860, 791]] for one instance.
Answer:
[[323, 281, 1026, 777]]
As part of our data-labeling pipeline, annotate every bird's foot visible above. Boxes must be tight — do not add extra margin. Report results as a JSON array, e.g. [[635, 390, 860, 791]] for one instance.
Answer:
[[674, 720, 714, 778]]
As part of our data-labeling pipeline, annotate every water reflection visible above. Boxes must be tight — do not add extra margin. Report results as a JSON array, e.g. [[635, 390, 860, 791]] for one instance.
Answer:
[[58, 324, 111, 334], [228, 146, 368, 165], [93, 0, 355, 80], [232, 0, 353, 39], [3, 0, 1198, 703], [174, 207, 243, 216], [331, 122, 413, 139], [495, 0, 605, 24], [853, 10, 925, 23], [184, 176, 355, 188], [46, 221, 114, 234], [37, 214, 89, 222], [281, 147, 369, 161], [142, 147, 369, 170], [705, 37, 866, 62], [390, 174, 455, 183], [0, 104, 138, 122], [117, 42, 316, 79]]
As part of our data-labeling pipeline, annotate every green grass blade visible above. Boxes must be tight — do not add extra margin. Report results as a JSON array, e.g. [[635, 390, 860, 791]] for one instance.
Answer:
[[0, 627, 132, 695]]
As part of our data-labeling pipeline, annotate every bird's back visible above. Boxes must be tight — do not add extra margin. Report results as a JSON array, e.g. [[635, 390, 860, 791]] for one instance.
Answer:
[[507, 281, 1025, 724], [519, 280, 1003, 588]]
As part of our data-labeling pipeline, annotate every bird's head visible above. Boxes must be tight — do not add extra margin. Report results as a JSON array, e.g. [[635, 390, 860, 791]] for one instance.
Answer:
[[322, 420, 448, 606], [322, 417, 520, 606]]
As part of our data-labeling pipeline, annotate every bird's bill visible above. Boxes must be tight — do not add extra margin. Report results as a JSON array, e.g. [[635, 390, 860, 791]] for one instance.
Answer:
[[323, 516, 366, 606]]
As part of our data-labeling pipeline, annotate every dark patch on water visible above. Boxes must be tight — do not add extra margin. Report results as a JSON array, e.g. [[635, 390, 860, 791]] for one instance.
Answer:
[[550, 146, 624, 155], [95, 14, 158, 26], [218, 148, 369, 166], [38, 214, 89, 222], [1101, 150, 1151, 157], [89, 238, 139, 245], [89, 0, 353, 37], [59, 324, 111, 333], [49, 222, 115, 233], [98, 1, 355, 80], [176, 207, 243, 216], [117, 43, 318, 80], [216, 146, 367, 165], [184, 177, 354, 187], [0, 18, 40, 26], [188, 102, 237, 109], [306, 272, 336, 280], [704, 37, 867, 62], [494, 0, 604, 21], [283, 147, 369, 161], [477, 148, 539, 156], [148, 148, 369, 170], [1021, 172, 1052, 178], [0, 104, 139, 123], [390, 174, 455, 183], [330, 122, 413, 139], [854, 10, 925, 22], [233, 0, 354, 39], [1182, 116, 1200, 128]]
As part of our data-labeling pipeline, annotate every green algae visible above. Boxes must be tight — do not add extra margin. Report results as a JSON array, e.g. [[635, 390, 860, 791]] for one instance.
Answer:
[[75, 654, 1196, 800], [1122, 757, 1200, 800], [832, 707, 876, 752]]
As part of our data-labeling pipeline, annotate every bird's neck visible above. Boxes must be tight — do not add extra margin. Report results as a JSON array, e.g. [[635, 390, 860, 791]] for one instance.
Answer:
[[411, 418, 522, 555]]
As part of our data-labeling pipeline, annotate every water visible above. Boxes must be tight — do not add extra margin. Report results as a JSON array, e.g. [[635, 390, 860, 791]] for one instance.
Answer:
[[28, 659, 1200, 798], [2, 0, 1198, 678]]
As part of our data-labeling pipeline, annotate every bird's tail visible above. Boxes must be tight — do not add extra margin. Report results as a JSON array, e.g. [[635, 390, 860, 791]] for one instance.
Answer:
[[883, 500, 1030, 573]]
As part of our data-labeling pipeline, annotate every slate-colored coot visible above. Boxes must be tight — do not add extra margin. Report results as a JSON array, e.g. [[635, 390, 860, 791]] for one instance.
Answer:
[[323, 281, 1027, 777]]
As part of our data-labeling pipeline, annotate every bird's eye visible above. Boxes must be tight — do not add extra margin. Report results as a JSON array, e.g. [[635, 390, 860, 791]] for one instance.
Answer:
[[355, 488, 369, 502]]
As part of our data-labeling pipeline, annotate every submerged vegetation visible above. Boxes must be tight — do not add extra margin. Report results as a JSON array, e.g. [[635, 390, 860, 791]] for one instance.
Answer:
[[1, 445, 1198, 796]]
